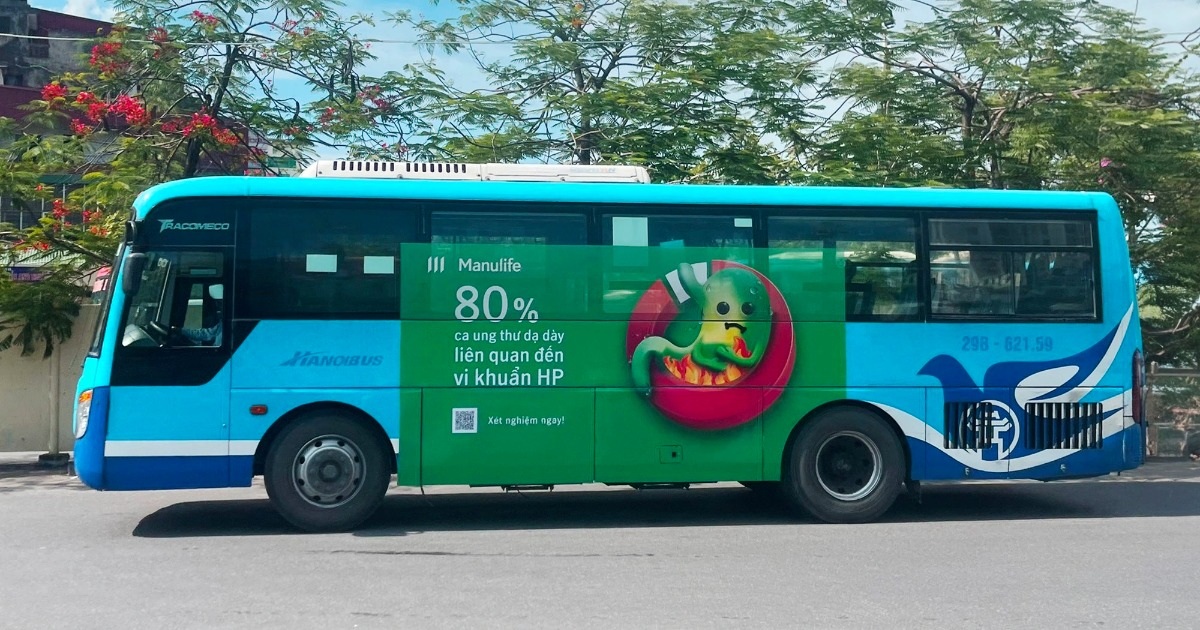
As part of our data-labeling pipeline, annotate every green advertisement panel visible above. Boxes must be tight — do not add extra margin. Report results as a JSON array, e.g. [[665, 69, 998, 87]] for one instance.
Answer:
[[400, 244, 848, 485]]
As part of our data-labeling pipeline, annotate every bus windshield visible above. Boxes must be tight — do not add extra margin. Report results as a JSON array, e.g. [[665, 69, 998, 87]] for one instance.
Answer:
[[87, 244, 123, 358]]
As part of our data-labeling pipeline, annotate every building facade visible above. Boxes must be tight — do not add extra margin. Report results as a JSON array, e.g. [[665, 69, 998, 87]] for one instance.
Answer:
[[0, 1, 111, 229]]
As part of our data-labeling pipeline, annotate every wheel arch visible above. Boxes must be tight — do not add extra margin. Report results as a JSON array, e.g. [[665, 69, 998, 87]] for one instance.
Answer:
[[252, 401, 397, 476], [778, 399, 912, 482]]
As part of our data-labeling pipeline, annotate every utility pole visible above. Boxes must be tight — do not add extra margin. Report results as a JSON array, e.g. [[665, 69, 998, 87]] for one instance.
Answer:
[[38, 345, 69, 467]]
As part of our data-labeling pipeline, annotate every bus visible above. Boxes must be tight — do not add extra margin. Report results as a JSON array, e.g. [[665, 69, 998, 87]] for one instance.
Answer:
[[72, 160, 1146, 531]]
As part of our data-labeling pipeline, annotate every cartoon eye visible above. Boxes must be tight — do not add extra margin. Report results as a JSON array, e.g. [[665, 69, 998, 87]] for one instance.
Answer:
[[716, 302, 730, 315], [741, 302, 755, 316]]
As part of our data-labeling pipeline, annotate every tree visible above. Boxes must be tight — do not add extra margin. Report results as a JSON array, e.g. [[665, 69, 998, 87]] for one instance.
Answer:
[[383, 0, 829, 183], [810, 0, 1200, 364], [0, 0, 420, 357]]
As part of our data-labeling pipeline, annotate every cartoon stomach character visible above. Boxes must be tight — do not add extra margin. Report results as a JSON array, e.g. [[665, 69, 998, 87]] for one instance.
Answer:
[[625, 260, 796, 430], [632, 262, 773, 393]]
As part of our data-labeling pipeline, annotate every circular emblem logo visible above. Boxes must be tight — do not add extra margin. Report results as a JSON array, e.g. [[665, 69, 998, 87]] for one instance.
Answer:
[[626, 260, 796, 430]]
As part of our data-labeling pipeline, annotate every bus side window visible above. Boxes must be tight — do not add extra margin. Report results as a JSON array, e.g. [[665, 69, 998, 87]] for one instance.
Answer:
[[239, 204, 417, 320], [767, 216, 919, 321], [599, 213, 755, 315], [928, 218, 1096, 320], [601, 214, 754, 251], [429, 209, 589, 319]]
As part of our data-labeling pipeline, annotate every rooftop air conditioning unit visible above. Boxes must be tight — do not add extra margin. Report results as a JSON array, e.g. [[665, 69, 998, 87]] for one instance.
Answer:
[[298, 159, 650, 183]]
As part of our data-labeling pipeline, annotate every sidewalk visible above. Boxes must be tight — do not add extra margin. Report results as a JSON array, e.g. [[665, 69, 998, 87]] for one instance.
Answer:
[[0, 451, 73, 475], [1108, 457, 1200, 481]]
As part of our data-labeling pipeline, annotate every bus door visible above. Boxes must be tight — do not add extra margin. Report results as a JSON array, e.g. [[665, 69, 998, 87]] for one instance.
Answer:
[[104, 206, 235, 490]]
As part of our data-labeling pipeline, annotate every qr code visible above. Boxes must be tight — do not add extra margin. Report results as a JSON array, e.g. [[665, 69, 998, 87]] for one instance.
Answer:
[[452, 408, 478, 434]]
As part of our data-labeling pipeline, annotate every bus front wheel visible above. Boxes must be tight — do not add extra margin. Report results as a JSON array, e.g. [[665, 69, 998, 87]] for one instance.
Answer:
[[264, 413, 391, 532], [782, 407, 904, 524]]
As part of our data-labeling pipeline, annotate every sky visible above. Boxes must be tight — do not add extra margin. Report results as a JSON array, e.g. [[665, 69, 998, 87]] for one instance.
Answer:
[[31, 0, 1196, 96], [31, 0, 1200, 45], [26, 0, 1199, 160]]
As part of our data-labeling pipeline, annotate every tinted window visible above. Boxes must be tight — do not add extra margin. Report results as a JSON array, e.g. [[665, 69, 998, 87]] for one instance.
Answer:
[[239, 203, 418, 319], [601, 214, 754, 249], [141, 201, 236, 247], [929, 218, 1092, 247], [928, 218, 1096, 319], [768, 216, 919, 321], [427, 209, 589, 319], [599, 213, 755, 315], [432, 211, 586, 244]]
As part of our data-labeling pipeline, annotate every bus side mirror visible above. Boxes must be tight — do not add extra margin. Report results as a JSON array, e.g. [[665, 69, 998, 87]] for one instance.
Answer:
[[122, 253, 147, 295]]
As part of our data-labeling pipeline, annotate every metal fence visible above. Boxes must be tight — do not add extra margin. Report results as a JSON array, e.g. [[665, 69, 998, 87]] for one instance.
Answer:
[[1147, 367, 1200, 459]]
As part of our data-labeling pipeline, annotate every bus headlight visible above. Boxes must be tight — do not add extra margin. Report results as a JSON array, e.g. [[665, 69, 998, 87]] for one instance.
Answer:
[[75, 390, 93, 439]]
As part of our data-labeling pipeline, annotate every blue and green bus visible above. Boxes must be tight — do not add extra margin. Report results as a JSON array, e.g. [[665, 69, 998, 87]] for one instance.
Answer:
[[72, 160, 1146, 531]]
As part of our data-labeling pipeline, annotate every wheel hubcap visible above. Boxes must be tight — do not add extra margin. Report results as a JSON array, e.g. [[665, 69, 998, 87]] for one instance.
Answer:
[[292, 435, 365, 508], [815, 431, 882, 502]]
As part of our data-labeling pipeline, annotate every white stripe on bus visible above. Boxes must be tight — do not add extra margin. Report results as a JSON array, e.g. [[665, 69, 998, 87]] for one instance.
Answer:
[[104, 439, 401, 458]]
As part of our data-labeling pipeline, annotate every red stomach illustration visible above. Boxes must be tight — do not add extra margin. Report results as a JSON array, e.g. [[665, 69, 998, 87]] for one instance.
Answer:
[[626, 260, 796, 430]]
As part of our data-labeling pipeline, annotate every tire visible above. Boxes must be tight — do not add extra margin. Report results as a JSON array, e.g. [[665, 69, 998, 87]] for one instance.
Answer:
[[782, 407, 904, 524], [264, 412, 392, 532]]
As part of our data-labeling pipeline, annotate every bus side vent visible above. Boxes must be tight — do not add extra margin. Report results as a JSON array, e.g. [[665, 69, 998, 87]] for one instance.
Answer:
[[944, 402, 994, 450], [1024, 402, 1104, 450]]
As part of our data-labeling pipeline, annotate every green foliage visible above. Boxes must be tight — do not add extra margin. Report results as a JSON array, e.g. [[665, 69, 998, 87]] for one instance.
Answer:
[[810, 0, 1200, 364], [384, 0, 824, 180], [0, 270, 87, 358], [1, 0, 1199, 367], [0, 0, 415, 358]]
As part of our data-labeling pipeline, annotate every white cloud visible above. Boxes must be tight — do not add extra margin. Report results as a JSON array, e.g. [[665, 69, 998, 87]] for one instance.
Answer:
[[1103, 0, 1200, 37], [27, 0, 115, 21]]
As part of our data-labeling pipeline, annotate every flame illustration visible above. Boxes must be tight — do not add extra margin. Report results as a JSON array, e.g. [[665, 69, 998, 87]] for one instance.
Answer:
[[662, 337, 751, 386]]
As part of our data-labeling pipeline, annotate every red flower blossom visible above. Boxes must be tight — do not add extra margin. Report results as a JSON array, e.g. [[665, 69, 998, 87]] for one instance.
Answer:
[[51, 199, 69, 219], [190, 10, 219, 27], [111, 94, 150, 126], [182, 112, 218, 137], [41, 82, 67, 101], [214, 128, 239, 147], [70, 119, 91, 136], [89, 42, 127, 75], [86, 101, 108, 121]]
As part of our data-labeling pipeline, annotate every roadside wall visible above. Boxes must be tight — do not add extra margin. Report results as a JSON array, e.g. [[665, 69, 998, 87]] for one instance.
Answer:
[[0, 304, 97, 452]]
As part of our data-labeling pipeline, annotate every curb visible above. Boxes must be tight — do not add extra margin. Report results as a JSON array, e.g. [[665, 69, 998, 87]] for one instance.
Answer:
[[0, 452, 74, 478]]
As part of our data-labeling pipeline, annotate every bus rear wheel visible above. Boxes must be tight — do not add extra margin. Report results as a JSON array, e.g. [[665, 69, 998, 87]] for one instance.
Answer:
[[783, 407, 904, 524], [264, 412, 391, 532]]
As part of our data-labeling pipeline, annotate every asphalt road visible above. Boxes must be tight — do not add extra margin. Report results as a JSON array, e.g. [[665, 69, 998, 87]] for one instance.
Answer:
[[2, 461, 1199, 629]]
